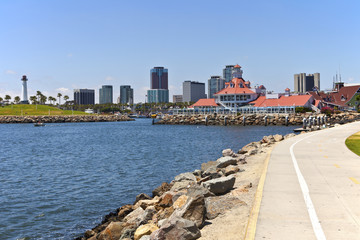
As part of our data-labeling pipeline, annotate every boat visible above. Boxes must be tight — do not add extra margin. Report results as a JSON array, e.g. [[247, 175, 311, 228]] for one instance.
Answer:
[[34, 122, 45, 127]]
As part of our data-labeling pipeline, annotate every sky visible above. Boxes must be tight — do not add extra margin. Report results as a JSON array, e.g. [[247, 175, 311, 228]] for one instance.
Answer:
[[1, 0, 359, 103]]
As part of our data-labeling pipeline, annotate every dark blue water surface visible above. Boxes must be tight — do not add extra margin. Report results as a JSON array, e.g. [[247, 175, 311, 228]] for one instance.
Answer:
[[0, 119, 297, 239]]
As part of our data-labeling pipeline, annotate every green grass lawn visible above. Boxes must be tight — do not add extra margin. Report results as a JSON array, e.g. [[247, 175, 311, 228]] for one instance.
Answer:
[[345, 131, 360, 156], [0, 104, 88, 116]]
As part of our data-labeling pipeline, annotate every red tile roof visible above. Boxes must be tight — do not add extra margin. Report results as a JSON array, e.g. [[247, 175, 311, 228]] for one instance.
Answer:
[[214, 78, 255, 95], [285, 88, 290, 91], [234, 64, 241, 68], [308, 85, 360, 107], [250, 95, 313, 107], [190, 98, 219, 108]]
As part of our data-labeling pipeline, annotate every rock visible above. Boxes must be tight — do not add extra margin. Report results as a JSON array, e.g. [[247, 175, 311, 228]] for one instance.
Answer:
[[157, 219, 167, 228], [150, 217, 201, 240], [174, 172, 197, 182], [261, 135, 275, 143], [134, 193, 152, 205], [216, 156, 237, 168], [84, 230, 96, 238], [171, 195, 205, 228], [201, 161, 217, 172], [186, 184, 214, 198], [192, 169, 202, 177], [98, 222, 135, 240], [202, 175, 236, 195], [139, 235, 151, 240], [170, 181, 195, 192], [120, 227, 137, 240], [134, 197, 160, 210], [152, 182, 173, 197], [284, 133, 296, 139], [273, 134, 284, 142], [172, 191, 186, 203], [236, 154, 246, 163], [123, 207, 145, 225], [134, 224, 159, 240], [153, 206, 174, 223], [118, 204, 134, 220], [222, 148, 235, 157], [238, 142, 260, 154], [159, 193, 174, 208], [205, 195, 246, 220], [173, 195, 189, 209], [223, 165, 240, 176]]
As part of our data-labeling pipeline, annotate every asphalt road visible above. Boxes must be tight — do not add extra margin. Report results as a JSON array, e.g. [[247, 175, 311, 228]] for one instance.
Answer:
[[255, 121, 360, 240]]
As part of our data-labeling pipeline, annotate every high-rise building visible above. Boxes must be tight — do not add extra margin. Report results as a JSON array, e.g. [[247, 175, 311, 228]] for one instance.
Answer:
[[74, 89, 95, 105], [20, 75, 29, 104], [294, 73, 320, 93], [99, 85, 113, 104], [151, 67, 168, 90], [173, 95, 183, 103], [208, 76, 225, 99], [148, 66, 169, 103], [120, 85, 133, 105], [182, 81, 207, 103], [147, 89, 169, 103], [223, 65, 235, 82]]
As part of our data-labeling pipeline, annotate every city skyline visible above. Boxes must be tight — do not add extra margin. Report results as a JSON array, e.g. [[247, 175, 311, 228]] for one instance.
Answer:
[[1, 1, 359, 103]]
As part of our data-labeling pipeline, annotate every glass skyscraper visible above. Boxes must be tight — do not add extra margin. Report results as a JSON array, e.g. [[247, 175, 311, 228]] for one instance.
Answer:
[[148, 66, 169, 103], [208, 76, 225, 99], [74, 89, 95, 105], [147, 89, 169, 103], [223, 65, 235, 82], [120, 85, 134, 105], [99, 85, 113, 104]]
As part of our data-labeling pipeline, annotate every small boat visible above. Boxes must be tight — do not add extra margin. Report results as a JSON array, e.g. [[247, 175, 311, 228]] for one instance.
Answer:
[[34, 122, 45, 127]]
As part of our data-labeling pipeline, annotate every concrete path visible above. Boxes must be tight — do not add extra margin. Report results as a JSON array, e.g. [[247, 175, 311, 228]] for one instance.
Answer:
[[255, 121, 360, 240]]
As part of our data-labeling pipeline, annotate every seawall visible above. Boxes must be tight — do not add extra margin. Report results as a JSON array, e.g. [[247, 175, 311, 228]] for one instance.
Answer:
[[0, 115, 134, 124], [155, 112, 360, 126]]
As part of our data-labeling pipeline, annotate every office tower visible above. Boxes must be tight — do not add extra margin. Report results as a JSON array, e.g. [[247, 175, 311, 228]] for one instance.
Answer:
[[182, 81, 207, 103], [151, 67, 168, 90], [232, 64, 243, 78], [173, 95, 183, 103], [294, 73, 320, 93], [208, 76, 225, 99], [74, 89, 95, 105], [148, 66, 169, 103], [99, 85, 113, 104], [120, 85, 134, 105], [20, 75, 29, 104], [223, 65, 235, 82]]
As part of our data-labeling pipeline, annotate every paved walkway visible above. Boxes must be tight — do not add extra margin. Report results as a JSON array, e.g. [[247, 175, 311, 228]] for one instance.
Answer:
[[255, 121, 360, 240]]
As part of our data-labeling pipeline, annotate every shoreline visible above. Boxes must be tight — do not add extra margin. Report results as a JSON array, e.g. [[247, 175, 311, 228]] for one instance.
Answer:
[[74, 131, 296, 240], [0, 115, 134, 124]]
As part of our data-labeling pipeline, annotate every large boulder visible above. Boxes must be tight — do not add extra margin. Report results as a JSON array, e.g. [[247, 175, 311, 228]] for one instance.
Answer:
[[205, 195, 246, 220], [216, 156, 237, 168], [118, 204, 134, 221], [238, 142, 261, 155], [134, 197, 160, 210], [134, 224, 159, 240], [123, 207, 146, 226], [150, 217, 201, 240], [134, 193, 152, 205], [159, 193, 174, 208], [170, 195, 205, 228], [98, 222, 136, 240], [152, 182, 173, 197], [171, 181, 195, 192], [186, 184, 214, 198], [284, 133, 296, 139], [261, 135, 275, 143], [173, 195, 189, 209], [174, 172, 197, 182], [222, 148, 235, 157], [273, 134, 284, 142], [222, 165, 240, 176], [201, 161, 217, 172], [202, 175, 236, 195]]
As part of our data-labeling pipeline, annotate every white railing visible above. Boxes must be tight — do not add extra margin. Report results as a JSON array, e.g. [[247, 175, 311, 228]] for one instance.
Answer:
[[170, 106, 295, 115]]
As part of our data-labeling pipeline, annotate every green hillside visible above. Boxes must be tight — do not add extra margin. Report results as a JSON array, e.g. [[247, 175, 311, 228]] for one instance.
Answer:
[[0, 104, 88, 116], [345, 131, 360, 156]]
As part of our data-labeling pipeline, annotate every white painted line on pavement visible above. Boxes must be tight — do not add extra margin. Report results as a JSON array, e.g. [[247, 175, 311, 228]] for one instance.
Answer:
[[290, 134, 327, 240]]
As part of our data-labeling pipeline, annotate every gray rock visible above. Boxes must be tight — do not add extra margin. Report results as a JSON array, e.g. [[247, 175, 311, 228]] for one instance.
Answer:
[[223, 165, 240, 176], [157, 218, 167, 228], [205, 195, 246, 220], [186, 184, 214, 198], [201, 161, 217, 172], [150, 217, 201, 240], [238, 141, 261, 154], [222, 148, 234, 157], [170, 181, 194, 192], [261, 135, 275, 143], [192, 169, 202, 177], [170, 195, 206, 228], [123, 207, 145, 225], [202, 175, 236, 195], [284, 133, 296, 139], [273, 134, 284, 142], [216, 156, 237, 168], [140, 235, 151, 240], [174, 172, 197, 182], [152, 182, 172, 197], [134, 193, 152, 205]]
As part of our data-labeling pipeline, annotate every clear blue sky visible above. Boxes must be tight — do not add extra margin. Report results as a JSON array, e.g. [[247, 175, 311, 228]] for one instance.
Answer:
[[1, 0, 359, 103]]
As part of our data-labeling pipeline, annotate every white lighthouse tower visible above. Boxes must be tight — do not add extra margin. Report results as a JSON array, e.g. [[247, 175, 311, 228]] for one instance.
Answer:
[[21, 75, 29, 104]]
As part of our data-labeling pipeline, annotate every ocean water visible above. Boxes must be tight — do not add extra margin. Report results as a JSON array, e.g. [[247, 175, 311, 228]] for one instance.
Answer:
[[0, 119, 297, 239]]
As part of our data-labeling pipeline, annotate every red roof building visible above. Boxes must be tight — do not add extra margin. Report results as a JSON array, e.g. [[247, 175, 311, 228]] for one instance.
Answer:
[[190, 98, 218, 108], [250, 95, 314, 108]]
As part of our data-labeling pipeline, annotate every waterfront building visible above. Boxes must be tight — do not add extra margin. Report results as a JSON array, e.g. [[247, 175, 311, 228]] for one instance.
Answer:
[[74, 89, 95, 105], [208, 76, 225, 99], [120, 85, 134, 105], [147, 89, 169, 103], [20, 75, 29, 104], [294, 73, 320, 93], [182, 81, 207, 103], [151, 66, 168, 90], [99, 85, 113, 104], [173, 95, 183, 103], [223, 65, 235, 82]]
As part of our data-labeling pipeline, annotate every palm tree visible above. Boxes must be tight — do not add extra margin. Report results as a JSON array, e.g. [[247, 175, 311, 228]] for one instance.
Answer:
[[5, 95, 11, 103], [57, 93, 62, 105], [63, 95, 69, 104], [0, 97, 3, 103], [14, 96, 20, 104], [36, 91, 42, 102], [40, 95, 47, 104], [30, 96, 37, 104]]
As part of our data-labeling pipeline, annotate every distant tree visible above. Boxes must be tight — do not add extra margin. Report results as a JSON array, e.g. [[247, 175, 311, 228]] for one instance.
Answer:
[[5, 95, 11, 103], [0, 97, 3, 103], [40, 95, 47, 104], [36, 91, 42, 102], [14, 96, 20, 104], [63, 95, 69, 103], [57, 93, 62, 105], [30, 96, 37, 104]]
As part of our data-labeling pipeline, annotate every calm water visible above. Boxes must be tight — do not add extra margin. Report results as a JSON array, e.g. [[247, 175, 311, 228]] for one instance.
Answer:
[[0, 119, 296, 240]]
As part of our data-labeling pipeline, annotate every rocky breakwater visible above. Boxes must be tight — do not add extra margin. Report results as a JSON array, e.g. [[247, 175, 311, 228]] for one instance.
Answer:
[[155, 112, 360, 126], [0, 115, 134, 124], [75, 132, 296, 240]]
